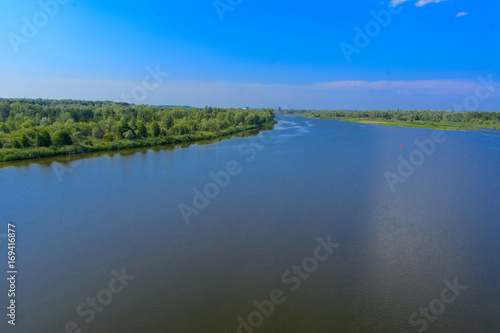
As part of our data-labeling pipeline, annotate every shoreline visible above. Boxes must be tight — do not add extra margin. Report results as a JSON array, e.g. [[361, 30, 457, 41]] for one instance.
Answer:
[[283, 115, 496, 131], [0, 123, 276, 163]]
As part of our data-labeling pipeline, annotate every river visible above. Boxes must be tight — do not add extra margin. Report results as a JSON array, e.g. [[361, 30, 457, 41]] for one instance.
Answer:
[[1, 115, 499, 332]]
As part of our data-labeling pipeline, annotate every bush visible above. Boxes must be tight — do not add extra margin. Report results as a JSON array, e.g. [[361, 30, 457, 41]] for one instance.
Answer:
[[54, 130, 73, 146], [92, 127, 104, 139], [117, 122, 134, 139], [124, 130, 135, 139], [151, 122, 160, 137], [20, 133, 31, 148], [136, 122, 147, 138], [36, 130, 52, 147], [12, 139, 21, 149], [170, 124, 191, 135], [72, 131, 84, 142], [103, 133, 114, 142]]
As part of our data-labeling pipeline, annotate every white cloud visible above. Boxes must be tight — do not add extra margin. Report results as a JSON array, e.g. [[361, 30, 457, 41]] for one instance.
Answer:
[[391, 0, 448, 7], [456, 12, 468, 18], [415, 0, 448, 7], [390, 0, 410, 6]]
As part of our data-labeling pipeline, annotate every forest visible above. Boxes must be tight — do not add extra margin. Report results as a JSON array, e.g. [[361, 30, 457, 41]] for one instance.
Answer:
[[0, 98, 276, 162]]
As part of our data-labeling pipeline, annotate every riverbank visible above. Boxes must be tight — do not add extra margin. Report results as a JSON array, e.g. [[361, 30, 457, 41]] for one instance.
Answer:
[[331, 118, 480, 130], [286, 115, 496, 130], [0, 124, 275, 162]]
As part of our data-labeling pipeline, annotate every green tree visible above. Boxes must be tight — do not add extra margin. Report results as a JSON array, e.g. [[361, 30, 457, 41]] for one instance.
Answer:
[[36, 130, 52, 147], [12, 138, 21, 149], [117, 122, 134, 139], [124, 130, 135, 139], [72, 131, 84, 142], [0, 123, 10, 133], [170, 124, 191, 135], [162, 114, 174, 129], [151, 121, 160, 137], [136, 121, 147, 138], [20, 133, 31, 148], [92, 127, 104, 139], [54, 130, 73, 146], [39, 117, 50, 126], [103, 133, 114, 142]]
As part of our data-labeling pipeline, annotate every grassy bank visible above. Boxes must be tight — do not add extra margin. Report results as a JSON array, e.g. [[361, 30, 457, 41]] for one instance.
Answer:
[[326, 118, 482, 130], [285, 114, 499, 130], [0, 124, 273, 162]]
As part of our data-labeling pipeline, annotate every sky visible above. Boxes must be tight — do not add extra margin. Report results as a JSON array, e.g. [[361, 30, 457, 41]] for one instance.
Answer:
[[0, 0, 499, 110]]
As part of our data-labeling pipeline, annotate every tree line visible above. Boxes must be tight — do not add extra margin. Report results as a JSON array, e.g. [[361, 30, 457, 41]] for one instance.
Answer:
[[280, 109, 500, 128], [0, 98, 275, 159]]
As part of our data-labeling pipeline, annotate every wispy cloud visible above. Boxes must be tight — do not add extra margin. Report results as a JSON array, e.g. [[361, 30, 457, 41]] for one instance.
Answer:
[[391, 0, 410, 6], [415, 0, 448, 6], [2, 78, 496, 111], [456, 12, 469, 18], [311, 80, 477, 95], [391, 0, 448, 7]]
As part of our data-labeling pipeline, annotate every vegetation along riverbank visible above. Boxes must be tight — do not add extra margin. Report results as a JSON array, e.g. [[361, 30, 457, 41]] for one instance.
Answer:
[[282, 109, 500, 130], [0, 98, 276, 162]]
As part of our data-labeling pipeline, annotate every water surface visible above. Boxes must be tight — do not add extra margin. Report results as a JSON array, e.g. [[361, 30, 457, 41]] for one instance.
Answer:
[[1, 115, 499, 332]]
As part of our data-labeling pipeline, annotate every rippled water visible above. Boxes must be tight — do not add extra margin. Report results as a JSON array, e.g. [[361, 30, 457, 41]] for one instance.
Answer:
[[1, 115, 499, 332]]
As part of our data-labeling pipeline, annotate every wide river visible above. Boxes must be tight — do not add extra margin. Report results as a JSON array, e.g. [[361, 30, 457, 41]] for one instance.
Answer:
[[1, 115, 499, 333]]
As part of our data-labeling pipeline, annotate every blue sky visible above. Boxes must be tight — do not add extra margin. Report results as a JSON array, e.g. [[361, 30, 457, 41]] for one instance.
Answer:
[[0, 0, 499, 110]]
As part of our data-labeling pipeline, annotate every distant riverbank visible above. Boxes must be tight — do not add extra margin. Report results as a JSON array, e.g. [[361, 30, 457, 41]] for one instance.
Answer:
[[303, 117, 481, 130], [281, 109, 500, 130]]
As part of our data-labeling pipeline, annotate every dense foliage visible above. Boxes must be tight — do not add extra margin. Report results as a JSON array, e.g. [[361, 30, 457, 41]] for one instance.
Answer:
[[0, 98, 275, 161]]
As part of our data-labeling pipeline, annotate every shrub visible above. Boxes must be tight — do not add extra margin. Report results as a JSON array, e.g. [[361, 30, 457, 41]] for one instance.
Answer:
[[72, 131, 84, 142], [103, 133, 114, 142], [53, 130, 73, 146], [124, 130, 135, 139], [20, 133, 31, 148], [136, 122, 147, 138], [36, 130, 52, 147], [151, 122, 160, 137], [12, 139, 21, 149], [92, 127, 104, 139]]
